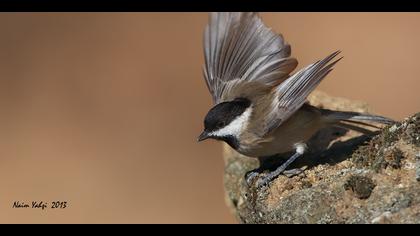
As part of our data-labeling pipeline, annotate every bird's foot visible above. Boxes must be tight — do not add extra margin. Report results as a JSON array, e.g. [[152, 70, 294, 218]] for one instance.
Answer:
[[249, 150, 306, 188], [283, 166, 307, 178], [255, 168, 286, 188], [245, 166, 307, 189]]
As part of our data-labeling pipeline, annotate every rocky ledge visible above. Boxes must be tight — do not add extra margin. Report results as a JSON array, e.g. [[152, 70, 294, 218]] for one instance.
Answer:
[[223, 91, 419, 224]]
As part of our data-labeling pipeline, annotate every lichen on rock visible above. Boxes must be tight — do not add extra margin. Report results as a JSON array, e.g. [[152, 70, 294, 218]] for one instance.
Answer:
[[223, 91, 420, 224]]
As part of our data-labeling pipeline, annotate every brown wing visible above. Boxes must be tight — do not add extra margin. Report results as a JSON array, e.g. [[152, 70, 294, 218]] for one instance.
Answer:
[[203, 12, 297, 104]]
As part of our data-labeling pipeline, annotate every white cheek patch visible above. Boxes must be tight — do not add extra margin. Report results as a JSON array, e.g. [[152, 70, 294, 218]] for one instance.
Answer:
[[210, 107, 252, 137]]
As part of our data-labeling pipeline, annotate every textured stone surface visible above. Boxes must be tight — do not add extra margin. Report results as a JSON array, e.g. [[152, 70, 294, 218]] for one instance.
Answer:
[[223, 91, 420, 224]]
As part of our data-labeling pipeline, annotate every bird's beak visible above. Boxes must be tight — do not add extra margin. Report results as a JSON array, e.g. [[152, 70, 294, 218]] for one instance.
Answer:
[[197, 131, 209, 142]]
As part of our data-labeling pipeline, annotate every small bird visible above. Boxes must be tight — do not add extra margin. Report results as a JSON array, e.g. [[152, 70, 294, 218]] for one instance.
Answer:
[[197, 12, 394, 187]]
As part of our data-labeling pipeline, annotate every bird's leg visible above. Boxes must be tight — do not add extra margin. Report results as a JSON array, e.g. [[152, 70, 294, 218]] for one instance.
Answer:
[[256, 143, 307, 188]]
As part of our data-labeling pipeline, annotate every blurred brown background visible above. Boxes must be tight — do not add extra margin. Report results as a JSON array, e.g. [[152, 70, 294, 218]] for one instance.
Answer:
[[0, 13, 418, 223]]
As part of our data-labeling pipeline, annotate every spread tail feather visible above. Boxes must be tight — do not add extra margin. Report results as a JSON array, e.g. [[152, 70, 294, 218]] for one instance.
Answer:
[[321, 109, 395, 134]]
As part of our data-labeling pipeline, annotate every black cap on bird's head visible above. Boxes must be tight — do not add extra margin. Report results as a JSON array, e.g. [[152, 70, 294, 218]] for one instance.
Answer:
[[197, 98, 251, 145]]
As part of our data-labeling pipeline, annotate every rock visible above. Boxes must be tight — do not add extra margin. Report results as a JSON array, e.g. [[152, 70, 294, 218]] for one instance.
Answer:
[[223, 91, 420, 224], [343, 175, 376, 199]]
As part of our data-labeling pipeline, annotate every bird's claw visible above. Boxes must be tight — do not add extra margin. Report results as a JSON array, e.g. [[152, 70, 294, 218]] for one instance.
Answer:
[[283, 167, 307, 178], [255, 174, 273, 188], [246, 166, 307, 188], [245, 170, 260, 187]]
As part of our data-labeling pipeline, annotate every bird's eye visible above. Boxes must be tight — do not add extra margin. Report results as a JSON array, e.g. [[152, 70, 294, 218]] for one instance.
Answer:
[[217, 121, 225, 127]]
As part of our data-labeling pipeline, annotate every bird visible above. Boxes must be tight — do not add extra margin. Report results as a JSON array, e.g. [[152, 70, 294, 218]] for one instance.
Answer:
[[197, 12, 394, 187]]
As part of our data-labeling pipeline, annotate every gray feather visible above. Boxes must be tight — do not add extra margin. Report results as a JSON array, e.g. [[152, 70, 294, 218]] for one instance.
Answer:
[[203, 12, 297, 103], [263, 51, 342, 135], [322, 109, 395, 125]]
